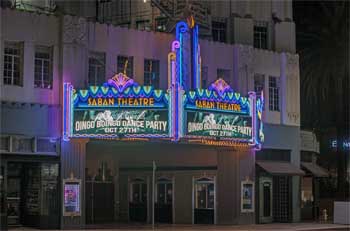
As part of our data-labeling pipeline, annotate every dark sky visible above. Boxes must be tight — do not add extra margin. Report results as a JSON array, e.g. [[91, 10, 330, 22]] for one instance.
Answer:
[[293, 1, 349, 133]]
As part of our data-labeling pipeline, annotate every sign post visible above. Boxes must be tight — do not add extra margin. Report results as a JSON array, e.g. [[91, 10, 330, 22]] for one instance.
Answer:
[[152, 161, 156, 229]]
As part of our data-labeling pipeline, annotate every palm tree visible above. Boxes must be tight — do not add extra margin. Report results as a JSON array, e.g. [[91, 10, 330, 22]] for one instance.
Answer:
[[295, 1, 349, 198]]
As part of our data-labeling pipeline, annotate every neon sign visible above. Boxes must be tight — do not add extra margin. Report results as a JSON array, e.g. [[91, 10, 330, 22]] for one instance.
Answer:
[[330, 139, 350, 151], [183, 78, 254, 143], [62, 20, 264, 148], [186, 111, 252, 139], [63, 73, 170, 139]]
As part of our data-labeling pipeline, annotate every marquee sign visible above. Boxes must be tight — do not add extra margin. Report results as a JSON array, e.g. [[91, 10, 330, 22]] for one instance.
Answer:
[[63, 73, 170, 139], [73, 109, 168, 136], [63, 20, 264, 148], [186, 111, 252, 139], [183, 79, 254, 143]]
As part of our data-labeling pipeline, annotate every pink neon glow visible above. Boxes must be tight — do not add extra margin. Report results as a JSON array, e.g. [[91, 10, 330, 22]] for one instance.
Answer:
[[63, 82, 72, 141], [172, 40, 180, 52], [248, 91, 257, 147], [209, 78, 231, 97], [170, 40, 180, 141], [172, 60, 177, 140], [107, 73, 137, 92]]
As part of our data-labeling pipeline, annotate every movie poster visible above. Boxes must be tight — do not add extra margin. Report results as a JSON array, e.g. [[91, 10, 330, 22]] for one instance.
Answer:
[[63, 181, 80, 216], [241, 180, 254, 212]]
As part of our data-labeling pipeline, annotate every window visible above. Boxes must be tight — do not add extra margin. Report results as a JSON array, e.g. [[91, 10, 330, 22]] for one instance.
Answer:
[[254, 74, 265, 98], [3, 42, 23, 86], [34, 46, 52, 89], [301, 177, 313, 208], [269, 76, 280, 111], [156, 180, 172, 205], [144, 59, 160, 88], [217, 69, 230, 85], [301, 151, 313, 163], [195, 178, 214, 209], [212, 20, 226, 43], [201, 66, 208, 88], [13, 0, 56, 13], [115, 0, 131, 26], [11, 137, 33, 153], [256, 149, 290, 161], [88, 52, 105, 85], [254, 21, 268, 49], [155, 17, 167, 32], [36, 138, 57, 153], [130, 180, 147, 203], [96, 0, 112, 23], [117, 56, 133, 77], [0, 136, 10, 152], [136, 20, 151, 31]]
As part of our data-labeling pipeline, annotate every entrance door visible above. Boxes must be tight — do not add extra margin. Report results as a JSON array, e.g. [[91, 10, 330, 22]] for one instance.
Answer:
[[193, 177, 215, 224], [259, 177, 273, 223], [85, 163, 115, 224], [272, 176, 292, 222], [86, 181, 115, 224], [7, 163, 22, 227], [129, 178, 147, 222], [155, 178, 173, 223]]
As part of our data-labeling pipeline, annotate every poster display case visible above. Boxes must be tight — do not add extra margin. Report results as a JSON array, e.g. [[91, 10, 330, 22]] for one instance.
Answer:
[[241, 180, 255, 213], [63, 179, 81, 216]]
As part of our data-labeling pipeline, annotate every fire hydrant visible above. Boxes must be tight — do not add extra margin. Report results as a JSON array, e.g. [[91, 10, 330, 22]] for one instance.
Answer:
[[322, 209, 328, 222]]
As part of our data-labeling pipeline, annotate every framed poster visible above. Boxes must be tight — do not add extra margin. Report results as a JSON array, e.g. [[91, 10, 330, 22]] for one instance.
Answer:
[[241, 180, 254, 213], [63, 179, 81, 216]]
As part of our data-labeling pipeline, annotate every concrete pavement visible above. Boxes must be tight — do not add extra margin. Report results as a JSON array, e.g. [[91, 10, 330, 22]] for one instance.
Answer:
[[10, 222, 350, 231]]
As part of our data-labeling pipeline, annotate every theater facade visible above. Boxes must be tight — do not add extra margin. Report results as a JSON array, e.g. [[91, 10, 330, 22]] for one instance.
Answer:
[[1, 7, 303, 230], [60, 21, 264, 227]]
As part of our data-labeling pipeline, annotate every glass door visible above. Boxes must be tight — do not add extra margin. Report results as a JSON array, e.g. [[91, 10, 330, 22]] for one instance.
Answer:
[[7, 163, 22, 227], [259, 177, 273, 223], [156, 178, 173, 223], [129, 178, 147, 222], [193, 177, 215, 224]]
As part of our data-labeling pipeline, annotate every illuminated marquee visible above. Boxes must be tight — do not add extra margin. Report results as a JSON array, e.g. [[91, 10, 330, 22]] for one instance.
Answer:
[[183, 78, 254, 142], [62, 19, 264, 148], [63, 73, 170, 139]]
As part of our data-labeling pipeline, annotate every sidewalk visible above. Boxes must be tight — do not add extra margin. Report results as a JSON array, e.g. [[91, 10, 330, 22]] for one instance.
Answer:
[[11, 222, 350, 231]]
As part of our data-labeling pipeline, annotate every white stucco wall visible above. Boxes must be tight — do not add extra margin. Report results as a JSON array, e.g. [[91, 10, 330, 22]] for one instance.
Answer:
[[0, 8, 60, 105], [1, 8, 300, 128]]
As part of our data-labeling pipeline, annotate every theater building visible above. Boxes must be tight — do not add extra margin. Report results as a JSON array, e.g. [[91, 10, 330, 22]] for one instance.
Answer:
[[0, 2, 301, 229]]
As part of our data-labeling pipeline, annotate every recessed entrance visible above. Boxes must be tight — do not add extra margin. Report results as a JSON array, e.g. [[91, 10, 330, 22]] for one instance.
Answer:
[[5, 162, 59, 229], [85, 163, 115, 224], [193, 177, 215, 224], [259, 177, 273, 223], [129, 178, 148, 222], [155, 177, 173, 223]]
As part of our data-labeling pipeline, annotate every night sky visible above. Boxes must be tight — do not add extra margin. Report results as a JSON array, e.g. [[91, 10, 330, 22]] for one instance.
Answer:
[[293, 1, 349, 132], [294, 1, 349, 197]]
